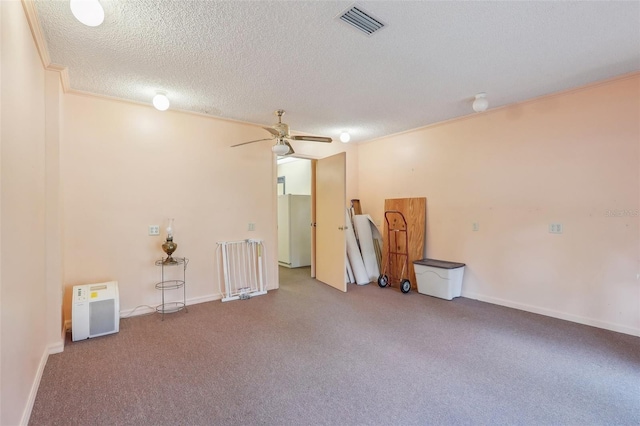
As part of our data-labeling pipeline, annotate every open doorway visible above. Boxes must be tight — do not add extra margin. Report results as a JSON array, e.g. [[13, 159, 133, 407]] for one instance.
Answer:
[[276, 153, 347, 292], [277, 157, 313, 274]]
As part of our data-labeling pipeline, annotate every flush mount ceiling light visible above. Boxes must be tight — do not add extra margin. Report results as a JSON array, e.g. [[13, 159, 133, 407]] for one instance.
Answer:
[[70, 0, 104, 27], [472, 92, 488, 112], [340, 132, 351, 143], [152, 92, 170, 111]]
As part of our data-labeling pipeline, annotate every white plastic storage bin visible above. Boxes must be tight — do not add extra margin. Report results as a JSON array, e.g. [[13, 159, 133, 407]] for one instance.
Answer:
[[413, 259, 465, 300]]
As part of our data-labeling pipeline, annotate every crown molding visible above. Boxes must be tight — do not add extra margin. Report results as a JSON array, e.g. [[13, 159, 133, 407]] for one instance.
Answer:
[[21, 0, 70, 92], [46, 63, 71, 92], [21, 0, 50, 67], [363, 70, 640, 145]]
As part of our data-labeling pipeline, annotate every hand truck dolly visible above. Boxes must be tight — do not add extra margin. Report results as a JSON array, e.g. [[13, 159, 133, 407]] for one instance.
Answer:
[[378, 210, 411, 293]]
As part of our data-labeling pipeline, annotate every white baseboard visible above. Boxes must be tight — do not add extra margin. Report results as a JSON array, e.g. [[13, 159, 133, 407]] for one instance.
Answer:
[[48, 339, 64, 355], [117, 293, 224, 319], [20, 348, 49, 426], [186, 293, 222, 305], [68, 291, 256, 326], [462, 290, 640, 337]]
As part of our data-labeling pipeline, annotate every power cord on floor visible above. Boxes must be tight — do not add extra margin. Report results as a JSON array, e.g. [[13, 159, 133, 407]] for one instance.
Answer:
[[120, 305, 157, 319]]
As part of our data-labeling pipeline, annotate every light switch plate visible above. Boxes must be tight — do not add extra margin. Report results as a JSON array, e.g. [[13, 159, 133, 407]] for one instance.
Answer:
[[549, 223, 563, 234]]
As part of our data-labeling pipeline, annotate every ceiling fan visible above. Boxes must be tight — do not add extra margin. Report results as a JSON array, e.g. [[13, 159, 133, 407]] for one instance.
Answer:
[[231, 109, 332, 155]]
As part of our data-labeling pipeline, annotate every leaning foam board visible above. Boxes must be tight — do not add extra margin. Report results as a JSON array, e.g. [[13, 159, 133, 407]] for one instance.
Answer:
[[369, 216, 383, 269], [346, 254, 355, 284], [353, 215, 380, 282], [345, 210, 369, 285]]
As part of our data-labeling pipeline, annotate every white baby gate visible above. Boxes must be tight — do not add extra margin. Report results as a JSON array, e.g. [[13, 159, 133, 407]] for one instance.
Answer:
[[216, 239, 268, 302]]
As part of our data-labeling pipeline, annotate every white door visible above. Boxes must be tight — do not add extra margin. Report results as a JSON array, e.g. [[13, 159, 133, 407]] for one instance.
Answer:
[[315, 152, 346, 292]]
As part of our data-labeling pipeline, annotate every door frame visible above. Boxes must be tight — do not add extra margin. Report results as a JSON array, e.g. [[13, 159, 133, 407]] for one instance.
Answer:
[[274, 154, 343, 283], [274, 155, 317, 280]]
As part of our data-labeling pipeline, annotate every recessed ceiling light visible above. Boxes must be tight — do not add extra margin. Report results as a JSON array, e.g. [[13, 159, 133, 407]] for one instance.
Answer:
[[340, 132, 351, 143], [152, 92, 170, 111], [70, 0, 105, 27]]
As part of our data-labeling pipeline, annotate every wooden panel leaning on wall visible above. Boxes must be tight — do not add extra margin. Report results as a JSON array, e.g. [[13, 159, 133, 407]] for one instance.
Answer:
[[382, 198, 426, 291]]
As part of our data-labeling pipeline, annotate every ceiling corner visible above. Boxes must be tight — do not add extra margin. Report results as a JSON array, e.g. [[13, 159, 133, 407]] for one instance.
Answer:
[[21, 0, 53, 69]]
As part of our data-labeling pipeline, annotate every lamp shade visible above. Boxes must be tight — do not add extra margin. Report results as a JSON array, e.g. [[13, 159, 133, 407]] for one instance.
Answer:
[[70, 0, 104, 27], [272, 143, 289, 155], [472, 93, 488, 112], [166, 218, 174, 239]]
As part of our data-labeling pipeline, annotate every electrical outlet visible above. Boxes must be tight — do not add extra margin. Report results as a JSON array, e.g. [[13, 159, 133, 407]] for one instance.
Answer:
[[248, 223, 255, 231], [149, 225, 160, 236], [549, 223, 563, 234], [472, 222, 479, 232]]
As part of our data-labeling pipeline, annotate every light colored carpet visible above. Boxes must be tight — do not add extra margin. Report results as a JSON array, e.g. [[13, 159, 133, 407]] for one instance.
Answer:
[[30, 266, 640, 425]]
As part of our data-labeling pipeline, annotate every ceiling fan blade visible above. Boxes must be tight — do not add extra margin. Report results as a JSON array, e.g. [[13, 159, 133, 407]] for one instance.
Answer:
[[230, 137, 274, 148], [290, 135, 333, 143], [263, 127, 279, 137], [284, 140, 295, 155]]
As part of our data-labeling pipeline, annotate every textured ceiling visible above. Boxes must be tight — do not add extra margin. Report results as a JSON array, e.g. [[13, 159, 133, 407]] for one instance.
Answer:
[[34, 1, 640, 143]]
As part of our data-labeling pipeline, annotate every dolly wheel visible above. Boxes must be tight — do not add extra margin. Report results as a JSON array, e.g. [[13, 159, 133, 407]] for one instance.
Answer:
[[377, 275, 389, 288], [400, 279, 411, 293]]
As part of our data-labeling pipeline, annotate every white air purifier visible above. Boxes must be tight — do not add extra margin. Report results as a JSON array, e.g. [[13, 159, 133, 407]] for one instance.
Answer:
[[72, 281, 120, 341]]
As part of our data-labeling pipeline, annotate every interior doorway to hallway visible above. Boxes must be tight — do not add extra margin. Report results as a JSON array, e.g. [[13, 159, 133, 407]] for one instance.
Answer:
[[276, 153, 347, 292], [276, 157, 313, 275]]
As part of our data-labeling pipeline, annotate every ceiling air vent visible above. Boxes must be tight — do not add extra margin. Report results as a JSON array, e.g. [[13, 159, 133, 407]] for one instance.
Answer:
[[338, 5, 385, 36]]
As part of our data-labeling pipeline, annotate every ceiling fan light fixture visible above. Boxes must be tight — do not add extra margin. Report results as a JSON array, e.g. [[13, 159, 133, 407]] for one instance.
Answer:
[[472, 92, 488, 112], [272, 143, 289, 156], [70, 0, 105, 27], [340, 132, 351, 143], [231, 110, 331, 153], [153, 92, 170, 111]]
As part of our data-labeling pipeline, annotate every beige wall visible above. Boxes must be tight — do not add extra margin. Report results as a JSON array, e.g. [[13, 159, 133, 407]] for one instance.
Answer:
[[357, 75, 640, 335], [45, 69, 64, 351], [11, 6, 636, 426], [61, 94, 359, 320], [62, 94, 274, 317], [1, 1, 61, 424]]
